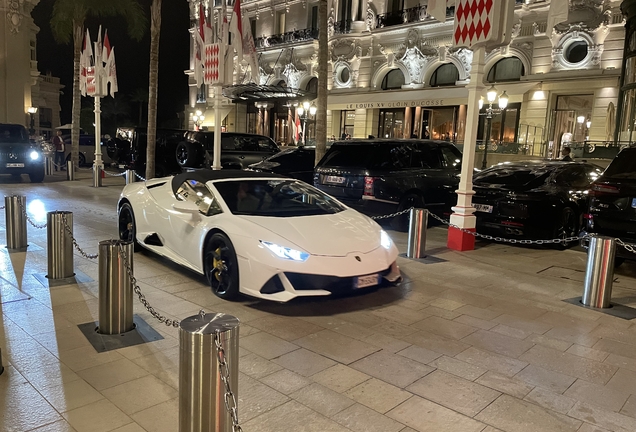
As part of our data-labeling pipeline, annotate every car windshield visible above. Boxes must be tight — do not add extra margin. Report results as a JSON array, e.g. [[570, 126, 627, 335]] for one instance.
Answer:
[[474, 166, 551, 189], [0, 125, 28, 143], [213, 179, 346, 217], [603, 149, 636, 179]]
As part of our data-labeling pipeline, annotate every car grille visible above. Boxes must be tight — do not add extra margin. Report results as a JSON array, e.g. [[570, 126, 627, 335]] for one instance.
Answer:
[[0, 149, 29, 162], [284, 267, 392, 292]]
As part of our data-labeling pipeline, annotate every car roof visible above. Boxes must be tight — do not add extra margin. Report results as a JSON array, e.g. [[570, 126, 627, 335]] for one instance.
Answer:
[[485, 160, 597, 169], [171, 170, 287, 196], [331, 138, 454, 146]]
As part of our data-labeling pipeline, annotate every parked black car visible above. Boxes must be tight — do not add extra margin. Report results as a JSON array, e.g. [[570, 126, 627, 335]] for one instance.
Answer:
[[314, 139, 462, 229], [248, 146, 317, 183], [583, 147, 636, 262], [0, 123, 45, 182], [176, 131, 280, 170], [472, 161, 603, 244]]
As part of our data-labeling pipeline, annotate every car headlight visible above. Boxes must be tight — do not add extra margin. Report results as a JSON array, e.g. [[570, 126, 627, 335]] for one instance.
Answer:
[[380, 230, 392, 250], [30, 150, 40, 161], [260, 241, 309, 261]]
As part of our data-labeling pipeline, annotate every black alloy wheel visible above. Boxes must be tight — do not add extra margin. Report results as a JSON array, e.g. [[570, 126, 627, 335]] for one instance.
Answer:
[[554, 207, 577, 249], [391, 193, 425, 232], [204, 233, 239, 300], [175, 141, 203, 167], [118, 203, 141, 251]]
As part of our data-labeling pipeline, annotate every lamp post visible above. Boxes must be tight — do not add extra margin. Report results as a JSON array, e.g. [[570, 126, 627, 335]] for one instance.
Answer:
[[480, 86, 508, 170], [27, 106, 38, 136], [297, 101, 317, 145], [192, 109, 205, 131]]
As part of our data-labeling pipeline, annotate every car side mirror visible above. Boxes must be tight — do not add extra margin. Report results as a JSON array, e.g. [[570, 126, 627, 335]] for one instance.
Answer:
[[172, 201, 200, 214]]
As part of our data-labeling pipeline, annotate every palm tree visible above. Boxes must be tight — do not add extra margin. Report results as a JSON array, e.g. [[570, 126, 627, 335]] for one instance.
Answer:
[[315, 0, 328, 165], [145, 0, 162, 180], [130, 87, 149, 126], [50, 0, 146, 170]]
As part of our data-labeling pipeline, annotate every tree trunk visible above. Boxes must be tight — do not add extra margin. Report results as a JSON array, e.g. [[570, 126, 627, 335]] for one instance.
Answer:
[[315, 0, 328, 165], [146, 0, 162, 180], [71, 22, 83, 171]]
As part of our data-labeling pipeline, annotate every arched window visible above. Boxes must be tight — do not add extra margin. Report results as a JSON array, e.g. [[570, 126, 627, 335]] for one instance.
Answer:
[[381, 69, 405, 90], [487, 57, 524, 83], [430, 63, 459, 87], [306, 77, 318, 94]]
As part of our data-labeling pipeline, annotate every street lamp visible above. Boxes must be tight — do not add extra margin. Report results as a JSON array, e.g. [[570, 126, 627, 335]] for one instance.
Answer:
[[480, 86, 508, 170], [297, 101, 316, 145], [27, 106, 37, 136], [192, 109, 204, 130]]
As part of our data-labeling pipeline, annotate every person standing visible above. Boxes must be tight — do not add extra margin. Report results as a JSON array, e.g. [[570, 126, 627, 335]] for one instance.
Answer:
[[52, 130, 65, 171], [561, 147, 573, 161]]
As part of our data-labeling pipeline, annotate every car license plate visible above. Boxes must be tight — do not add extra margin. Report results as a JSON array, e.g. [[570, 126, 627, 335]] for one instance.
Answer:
[[354, 273, 379, 289], [632, 198, 636, 208], [6, 163, 24, 168], [325, 175, 345, 185], [474, 204, 493, 213]]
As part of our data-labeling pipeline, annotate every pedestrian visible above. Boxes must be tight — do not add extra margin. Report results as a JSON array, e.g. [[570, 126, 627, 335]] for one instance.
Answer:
[[341, 129, 348, 140], [52, 130, 65, 171], [411, 130, 418, 139], [345, 133, 351, 140], [561, 147, 573, 161]]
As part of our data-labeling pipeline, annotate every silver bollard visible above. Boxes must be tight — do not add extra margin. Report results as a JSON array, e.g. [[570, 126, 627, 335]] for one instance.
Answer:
[[45, 156, 54, 175], [46, 211, 74, 279], [180, 312, 240, 432], [582, 235, 616, 308], [407, 208, 428, 259], [97, 240, 134, 335], [93, 165, 103, 187], [125, 169, 136, 184], [66, 161, 75, 181], [5, 196, 27, 249]]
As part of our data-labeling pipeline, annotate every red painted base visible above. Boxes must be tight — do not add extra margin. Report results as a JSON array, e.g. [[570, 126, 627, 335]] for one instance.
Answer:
[[447, 226, 476, 251]]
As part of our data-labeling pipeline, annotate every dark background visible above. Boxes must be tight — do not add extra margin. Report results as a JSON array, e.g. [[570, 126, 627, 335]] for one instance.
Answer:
[[32, 0, 191, 132]]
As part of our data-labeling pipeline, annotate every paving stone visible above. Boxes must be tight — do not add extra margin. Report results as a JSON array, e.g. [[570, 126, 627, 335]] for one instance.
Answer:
[[294, 330, 380, 364], [332, 403, 405, 432], [568, 401, 636, 432], [289, 383, 355, 417], [311, 364, 370, 393], [397, 345, 443, 365], [387, 395, 486, 432], [456, 347, 528, 377], [259, 369, 312, 395], [345, 378, 412, 414], [564, 379, 631, 412], [401, 331, 471, 356], [273, 348, 336, 377], [515, 364, 577, 394], [239, 332, 299, 360], [475, 371, 535, 399], [461, 329, 535, 358], [523, 387, 576, 415], [429, 355, 488, 381], [242, 400, 351, 432], [411, 316, 478, 340], [350, 350, 435, 388]]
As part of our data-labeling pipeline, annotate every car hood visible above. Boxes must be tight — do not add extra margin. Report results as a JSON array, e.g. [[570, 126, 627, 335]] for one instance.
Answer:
[[238, 209, 382, 256]]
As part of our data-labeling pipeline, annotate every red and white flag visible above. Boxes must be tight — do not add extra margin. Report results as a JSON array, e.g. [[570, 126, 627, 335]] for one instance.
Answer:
[[80, 29, 93, 97], [294, 112, 302, 144], [102, 31, 118, 97], [204, 43, 223, 84], [229, 0, 244, 61]]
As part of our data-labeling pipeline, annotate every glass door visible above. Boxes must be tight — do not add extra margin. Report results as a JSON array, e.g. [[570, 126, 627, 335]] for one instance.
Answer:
[[378, 109, 404, 138]]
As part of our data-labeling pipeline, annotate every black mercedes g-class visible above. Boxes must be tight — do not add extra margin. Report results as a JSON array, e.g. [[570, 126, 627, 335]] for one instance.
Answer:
[[0, 123, 45, 182]]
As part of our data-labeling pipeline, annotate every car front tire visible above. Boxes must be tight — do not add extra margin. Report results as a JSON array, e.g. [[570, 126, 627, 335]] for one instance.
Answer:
[[175, 141, 204, 168], [204, 233, 240, 300], [118, 203, 141, 251]]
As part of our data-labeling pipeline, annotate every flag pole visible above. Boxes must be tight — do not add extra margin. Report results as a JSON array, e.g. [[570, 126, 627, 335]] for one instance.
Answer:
[[93, 27, 105, 187], [212, 0, 228, 171]]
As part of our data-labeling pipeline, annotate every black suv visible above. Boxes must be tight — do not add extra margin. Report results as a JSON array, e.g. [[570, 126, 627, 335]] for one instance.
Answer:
[[249, 146, 318, 184], [175, 131, 280, 170], [583, 147, 636, 263], [0, 123, 45, 182], [314, 139, 462, 229], [107, 128, 189, 177]]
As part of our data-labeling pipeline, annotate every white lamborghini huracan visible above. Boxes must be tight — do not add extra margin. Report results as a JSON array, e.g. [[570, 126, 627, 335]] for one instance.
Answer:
[[117, 170, 401, 302]]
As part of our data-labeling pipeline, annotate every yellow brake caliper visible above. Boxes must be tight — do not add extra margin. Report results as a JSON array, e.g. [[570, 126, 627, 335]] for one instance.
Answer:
[[212, 247, 224, 282]]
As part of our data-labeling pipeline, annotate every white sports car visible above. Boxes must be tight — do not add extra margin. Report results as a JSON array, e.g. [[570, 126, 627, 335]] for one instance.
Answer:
[[117, 170, 401, 302]]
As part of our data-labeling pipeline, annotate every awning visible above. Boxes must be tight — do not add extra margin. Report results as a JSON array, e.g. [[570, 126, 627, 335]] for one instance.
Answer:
[[223, 84, 317, 103]]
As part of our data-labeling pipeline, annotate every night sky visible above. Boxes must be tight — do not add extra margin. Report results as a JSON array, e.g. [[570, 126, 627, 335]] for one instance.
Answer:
[[32, 0, 191, 127]]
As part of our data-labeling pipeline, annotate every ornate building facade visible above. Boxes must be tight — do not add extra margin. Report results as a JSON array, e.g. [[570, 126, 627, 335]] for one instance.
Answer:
[[0, 0, 63, 139], [187, 0, 626, 161]]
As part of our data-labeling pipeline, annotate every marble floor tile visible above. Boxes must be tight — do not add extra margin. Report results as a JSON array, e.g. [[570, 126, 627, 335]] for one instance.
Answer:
[[345, 378, 411, 413], [523, 387, 577, 415], [568, 401, 636, 432], [242, 400, 352, 432], [130, 398, 178, 432], [428, 355, 488, 381], [387, 395, 486, 432], [63, 399, 133, 432], [290, 382, 355, 417], [272, 348, 336, 377], [515, 364, 577, 394], [311, 364, 371, 393], [563, 379, 631, 412], [350, 350, 435, 388], [294, 330, 380, 364], [333, 403, 405, 432], [101, 375, 178, 415], [456, 347, 528, 377], [475, 371, 535, 399], [260, 369, 312, 395]]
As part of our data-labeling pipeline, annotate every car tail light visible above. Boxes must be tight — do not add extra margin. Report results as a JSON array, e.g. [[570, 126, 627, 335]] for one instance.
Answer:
[[501, 220, 524, 227], [590, 184, 620, 196], [364, 176, 375, 196], [583, 213, 593, 220]]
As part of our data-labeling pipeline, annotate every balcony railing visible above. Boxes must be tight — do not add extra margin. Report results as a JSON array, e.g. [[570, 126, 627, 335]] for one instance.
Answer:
[[334, 20, 352, 34], [375, 5, 454, 29], [255, 28, 318, 49]]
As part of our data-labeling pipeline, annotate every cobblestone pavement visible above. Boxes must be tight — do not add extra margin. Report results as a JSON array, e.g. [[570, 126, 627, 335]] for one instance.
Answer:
[[1, 171, 636, 432]]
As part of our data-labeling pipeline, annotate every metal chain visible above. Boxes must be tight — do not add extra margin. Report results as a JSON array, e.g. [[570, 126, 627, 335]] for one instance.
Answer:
[[103, 170, 127, 177], [214, 329, 243, 432], [0, 205, 4, 210], [427, 212, 583, 245], [134, 172, 146, 181], [371, 207, 413, 220], [117, 243, 181, 328], [59, 213, 98, 259], [16, 198, 47, 229], [616, 238, 636, 255]]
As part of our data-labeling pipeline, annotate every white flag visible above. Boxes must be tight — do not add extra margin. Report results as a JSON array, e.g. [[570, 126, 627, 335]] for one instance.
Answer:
[[428, 0, 450, 23], [547, 0, 569, 35], [80, 29, 93, 97], [102, 31, 118, 97], [241, 11, 259, 83], [229, 0, 244, 62]]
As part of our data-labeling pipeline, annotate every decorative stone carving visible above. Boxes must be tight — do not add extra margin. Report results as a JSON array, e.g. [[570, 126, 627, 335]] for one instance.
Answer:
[[452, 48, 473, 78], [330, 38, 363, 62], [7, 0, 24, 34], [327, 7, 335, 37]]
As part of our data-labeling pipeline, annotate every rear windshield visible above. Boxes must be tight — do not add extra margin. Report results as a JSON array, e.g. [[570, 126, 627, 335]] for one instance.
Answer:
[[603, 149, 636, 179], [474, 167, 551, 189], [0, 125, 28, 143], [320, 143, 445, 170], [213, 179, 346, 217]]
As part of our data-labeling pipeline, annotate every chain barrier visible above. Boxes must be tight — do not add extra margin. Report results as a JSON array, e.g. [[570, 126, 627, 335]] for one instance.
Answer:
[[103, 170, 127, 177], [16, 198, 47, 229], [134, 172, 146, 181], [616, 238, 636, 255], [0, 205, 4, 210], [117, 243, 180, 328], [370, 207, 413, 220], [59, 213, 98, 259], [214, 328, 243, 432]]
